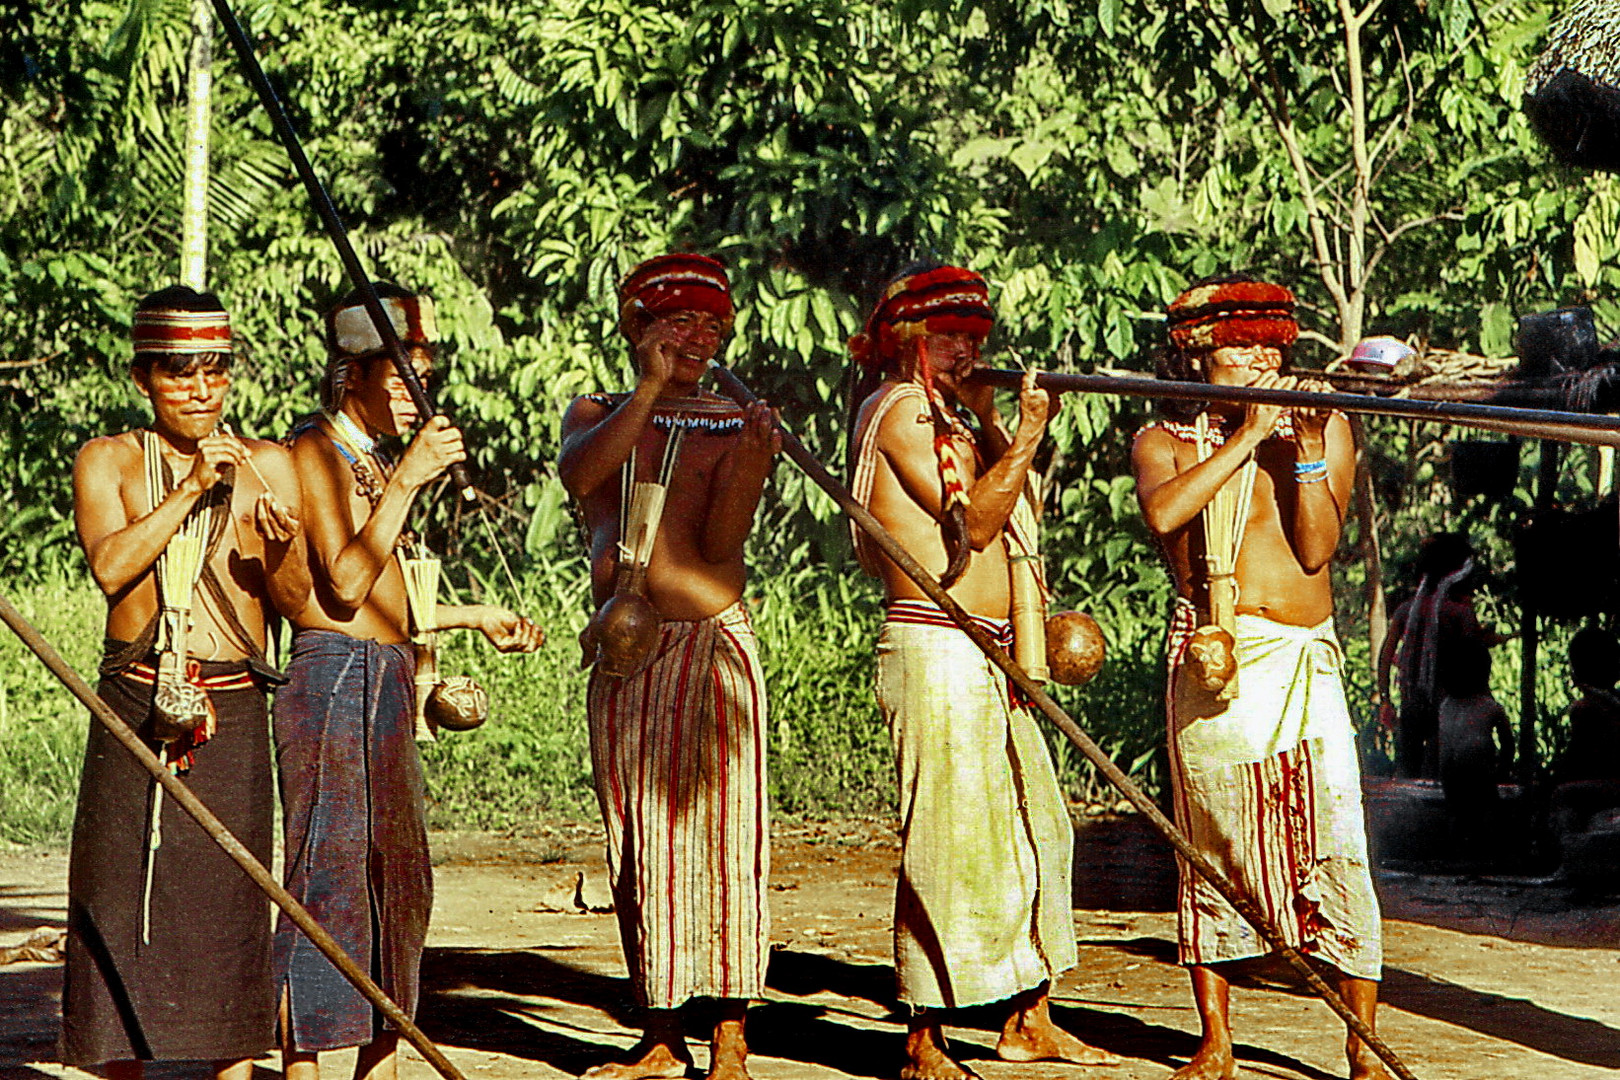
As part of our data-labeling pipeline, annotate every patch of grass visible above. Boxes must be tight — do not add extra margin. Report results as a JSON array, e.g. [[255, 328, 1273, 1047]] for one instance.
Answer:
[[751, 565, 893, 817], [0, 562, 1180, 844], [0, 577, 103, 844], [420, 558, 599, 830]]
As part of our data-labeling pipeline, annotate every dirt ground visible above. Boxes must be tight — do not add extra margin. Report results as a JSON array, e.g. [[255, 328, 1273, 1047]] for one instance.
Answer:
[[1, 816, 1617, 1080]]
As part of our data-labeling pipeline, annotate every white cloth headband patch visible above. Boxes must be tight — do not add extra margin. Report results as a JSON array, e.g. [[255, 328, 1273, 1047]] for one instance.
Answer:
[[332, 295, 438, 357]]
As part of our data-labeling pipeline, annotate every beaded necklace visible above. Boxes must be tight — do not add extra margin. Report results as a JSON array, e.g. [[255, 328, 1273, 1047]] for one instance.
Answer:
[[322, 408, 390, 506]]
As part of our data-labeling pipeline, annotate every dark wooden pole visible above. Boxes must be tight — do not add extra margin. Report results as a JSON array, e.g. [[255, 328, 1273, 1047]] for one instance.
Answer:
[[0, 593, 471, 1080], [708, 364, 1418, 1080], [208, 0, 474, 500]]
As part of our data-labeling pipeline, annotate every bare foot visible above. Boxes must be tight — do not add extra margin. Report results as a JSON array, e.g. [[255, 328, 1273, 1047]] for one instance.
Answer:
[[902, 1025, 979, 1080], [997, 1007, 1119, 1066], [706, 1053, 749, 1080], [1349, 1046, 1395, 1080], [583, 1041, 692, 1080], [708, 1016, 750, 1080], [1167, 1044, 1236, 1080]]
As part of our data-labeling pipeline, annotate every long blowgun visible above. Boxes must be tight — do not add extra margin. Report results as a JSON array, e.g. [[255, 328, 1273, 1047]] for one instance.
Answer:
[[209, 0, 474, 500], [967, 368, 1620, 447]]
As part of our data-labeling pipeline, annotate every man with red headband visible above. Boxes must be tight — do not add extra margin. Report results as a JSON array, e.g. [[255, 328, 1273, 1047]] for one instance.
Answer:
[[849, 265, 1117, 1078], [64, 286, 308, 1080], [277, 283, 542, 1080], [1132, 276, 1388, 1080], [559, 254, 780, 1080]]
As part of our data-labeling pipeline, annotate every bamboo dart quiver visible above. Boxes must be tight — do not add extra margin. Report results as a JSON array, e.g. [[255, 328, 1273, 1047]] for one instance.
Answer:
[[1187, 415, 1253, 698], [144, 432, 215, 746], [404, 554, 489, 742], [580, 432, 684, 680], [1009, 552, 1049, 683]]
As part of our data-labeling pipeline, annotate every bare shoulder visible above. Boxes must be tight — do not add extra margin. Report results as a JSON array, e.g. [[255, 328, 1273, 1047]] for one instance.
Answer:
[[1131, 423, 1178, 465], [73, 431, 139, 481], [244, 437, 293, 468], [244, 438, 299, 487], [287, 423, 336, 467], [871, 387, 928, 451], [286, 423, 350, 501], [562, 393, 613, 436]]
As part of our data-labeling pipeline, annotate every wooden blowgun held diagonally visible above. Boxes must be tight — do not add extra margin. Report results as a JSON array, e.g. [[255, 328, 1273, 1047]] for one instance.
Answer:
[[208, 0, 475, 501], [705, 361, 1421, 1080], [0, 593, 473, 1080]]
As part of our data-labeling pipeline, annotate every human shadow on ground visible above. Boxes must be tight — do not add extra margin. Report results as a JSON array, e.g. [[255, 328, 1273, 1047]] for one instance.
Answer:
[[1072, 816, 1177, 912], [421, 946, 904, 1078], [1098, 939, 1620, 1070], [0, 888, 64, 938], [0, 965, 63, 1068], [1381, 967, 1620, 1069], [762, 948, 1333, 1080], [764, 948, 894, 1009], [418, 947, 636, 1074]]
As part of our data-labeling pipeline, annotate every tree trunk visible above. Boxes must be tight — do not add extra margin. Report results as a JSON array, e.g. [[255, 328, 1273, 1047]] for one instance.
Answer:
[[1349, 417, 1387, 664], [180, 0, 213, 290], [1520, 440, 1562, 786]]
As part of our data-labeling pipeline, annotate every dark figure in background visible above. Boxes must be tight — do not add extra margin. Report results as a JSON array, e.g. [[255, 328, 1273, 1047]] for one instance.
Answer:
[[1436, 643, 1513, 859], [1376, 534, 1510, 778], [1551, 627, 1620, 837]]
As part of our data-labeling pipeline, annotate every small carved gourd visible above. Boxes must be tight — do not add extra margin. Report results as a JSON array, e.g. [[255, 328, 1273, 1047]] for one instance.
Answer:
[[427, 677, 491, 731], [1187, 625, 1238, 692]]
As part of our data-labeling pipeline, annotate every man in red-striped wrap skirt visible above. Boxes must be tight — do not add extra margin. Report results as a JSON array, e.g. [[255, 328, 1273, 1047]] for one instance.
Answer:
[[560, 254, 780, 1080], [1132, 275, 1389, 1080], [848, 265, 1118, 1079]]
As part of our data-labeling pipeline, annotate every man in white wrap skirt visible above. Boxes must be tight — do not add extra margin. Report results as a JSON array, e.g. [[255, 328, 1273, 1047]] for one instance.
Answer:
[[1133, 275, 1389, 1080], [849, 264, 1119, 1079]]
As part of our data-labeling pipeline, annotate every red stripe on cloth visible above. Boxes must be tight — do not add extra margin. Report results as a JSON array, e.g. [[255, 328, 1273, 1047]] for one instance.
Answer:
[[664, 628, 698, 995], [118, 663, 256, 691], [723, 621, 769, 967], [713, 658, 732, 991], [885, 600, 1012, 645]]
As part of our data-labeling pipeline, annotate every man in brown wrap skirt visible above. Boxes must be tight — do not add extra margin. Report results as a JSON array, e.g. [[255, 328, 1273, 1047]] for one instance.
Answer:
[[66, 285, 309, 1080], [278, 284, 541, 1080], [1132, 276, 1388, 1080], [848, 265, 1116, 1079], [559, 254, 779, 1080]]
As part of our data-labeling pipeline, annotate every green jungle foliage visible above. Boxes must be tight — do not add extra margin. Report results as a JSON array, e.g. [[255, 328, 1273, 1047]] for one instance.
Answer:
[[2, 0, 1617, 840]]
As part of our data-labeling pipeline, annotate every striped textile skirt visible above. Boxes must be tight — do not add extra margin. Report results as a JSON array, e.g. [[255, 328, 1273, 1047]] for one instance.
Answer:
[[1166, 600, 1382, 979], [586, 601, 769, 1009], [874, 599, 1078, 1009]]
